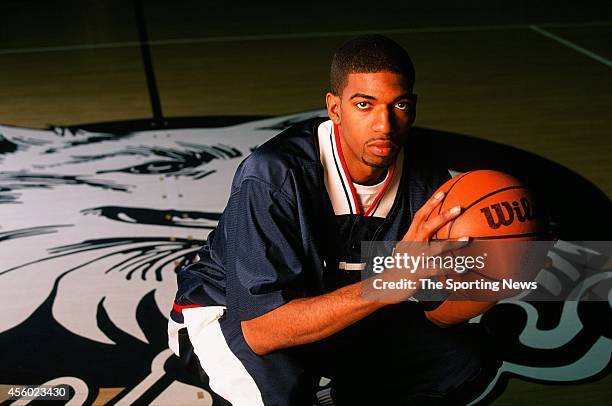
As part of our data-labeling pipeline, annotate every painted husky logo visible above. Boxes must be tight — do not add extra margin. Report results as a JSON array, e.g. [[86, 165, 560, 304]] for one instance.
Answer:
[[480, 197, 535, 229], [0, 112, 609, 405]]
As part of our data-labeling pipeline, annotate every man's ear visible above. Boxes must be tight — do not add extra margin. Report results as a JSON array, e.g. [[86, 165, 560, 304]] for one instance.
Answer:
[[326, 92, 341, 124], [409, 94, 418, 124]]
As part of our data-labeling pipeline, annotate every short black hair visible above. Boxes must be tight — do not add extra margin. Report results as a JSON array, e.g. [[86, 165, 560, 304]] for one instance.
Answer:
[[330, 35, 416, 95]]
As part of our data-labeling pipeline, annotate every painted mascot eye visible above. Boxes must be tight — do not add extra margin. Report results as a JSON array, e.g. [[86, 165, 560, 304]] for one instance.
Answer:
[[95, 144, 242, 176]]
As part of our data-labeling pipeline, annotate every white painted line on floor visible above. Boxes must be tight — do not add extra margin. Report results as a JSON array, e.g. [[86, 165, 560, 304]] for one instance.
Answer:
[[530, 25, 612, 68], [0, 25, 526, 56], [541, 20, 612, 28], [0, 21, 610, 56], [0, 41, 143, 55]]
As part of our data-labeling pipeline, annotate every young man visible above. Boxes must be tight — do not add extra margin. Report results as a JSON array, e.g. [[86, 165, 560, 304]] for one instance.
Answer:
[[169, 35, 500, 405]]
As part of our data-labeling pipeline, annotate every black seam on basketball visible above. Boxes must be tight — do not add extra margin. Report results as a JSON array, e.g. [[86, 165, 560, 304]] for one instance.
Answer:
[[437, 171, 472, 216], [434, 171, 472, 239], [466, 268, 503, 282], [433, 232, 547, 241], [447, 185, 528, 239], [471, 232, 547, 240], [462, 185, 528, 214]]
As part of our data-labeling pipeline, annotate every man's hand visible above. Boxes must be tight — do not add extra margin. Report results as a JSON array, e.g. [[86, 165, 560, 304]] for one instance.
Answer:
[[363, 191, 467, 303], [402, 190, 463, 242]]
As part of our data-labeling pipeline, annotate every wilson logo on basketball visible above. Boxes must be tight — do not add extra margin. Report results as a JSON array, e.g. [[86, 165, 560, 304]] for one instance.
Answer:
[[480, 197, 534, 229]]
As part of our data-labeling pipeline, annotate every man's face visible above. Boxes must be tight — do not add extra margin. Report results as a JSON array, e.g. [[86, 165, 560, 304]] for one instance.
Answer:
[[326, 71, 415, 181]]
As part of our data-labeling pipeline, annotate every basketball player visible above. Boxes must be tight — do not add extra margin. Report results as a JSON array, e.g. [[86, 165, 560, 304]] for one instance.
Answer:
[[168, 35, 500, 405]]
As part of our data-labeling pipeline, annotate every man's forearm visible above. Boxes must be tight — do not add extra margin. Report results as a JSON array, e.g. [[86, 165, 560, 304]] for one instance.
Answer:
[[241, 282, 388, 355]]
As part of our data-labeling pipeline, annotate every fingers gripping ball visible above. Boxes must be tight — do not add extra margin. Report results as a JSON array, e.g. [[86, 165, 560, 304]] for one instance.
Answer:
[[423, 170, 546, 327], [428, 170, 542, 241]]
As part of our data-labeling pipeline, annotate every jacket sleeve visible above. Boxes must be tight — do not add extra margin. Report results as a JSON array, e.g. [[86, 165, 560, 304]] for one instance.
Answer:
[[174, 229, 228, 308], [224, 176, 306, 322]]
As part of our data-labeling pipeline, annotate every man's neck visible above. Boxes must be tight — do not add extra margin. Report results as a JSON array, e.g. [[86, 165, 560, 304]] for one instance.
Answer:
[[346, 161, 387, 186]]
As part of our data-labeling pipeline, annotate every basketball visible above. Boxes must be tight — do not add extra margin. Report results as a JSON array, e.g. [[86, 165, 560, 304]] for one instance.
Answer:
[[428, 170, 542, 241], [425, 170, 549, 327]]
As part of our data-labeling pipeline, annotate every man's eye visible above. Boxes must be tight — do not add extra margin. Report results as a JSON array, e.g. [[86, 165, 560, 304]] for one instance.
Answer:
[[356, 102, 369, 109], [395, 102, 409, 110]]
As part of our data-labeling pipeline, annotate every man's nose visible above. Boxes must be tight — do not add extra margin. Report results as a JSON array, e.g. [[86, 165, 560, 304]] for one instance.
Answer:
[[371, 106, 394, 134]]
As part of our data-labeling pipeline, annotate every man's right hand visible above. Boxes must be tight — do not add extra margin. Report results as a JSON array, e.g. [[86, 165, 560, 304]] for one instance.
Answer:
[[364, 191, 469, 303], [402, 190, 463, 242]]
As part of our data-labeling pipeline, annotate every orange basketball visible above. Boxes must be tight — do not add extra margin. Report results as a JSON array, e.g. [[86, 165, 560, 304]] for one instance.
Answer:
[[429, 170, 542, 241], [424, 170, 548, 327]]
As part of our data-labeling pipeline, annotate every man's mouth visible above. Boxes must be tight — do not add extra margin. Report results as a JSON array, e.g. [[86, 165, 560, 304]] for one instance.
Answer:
[[367, 141, 398, 157]]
